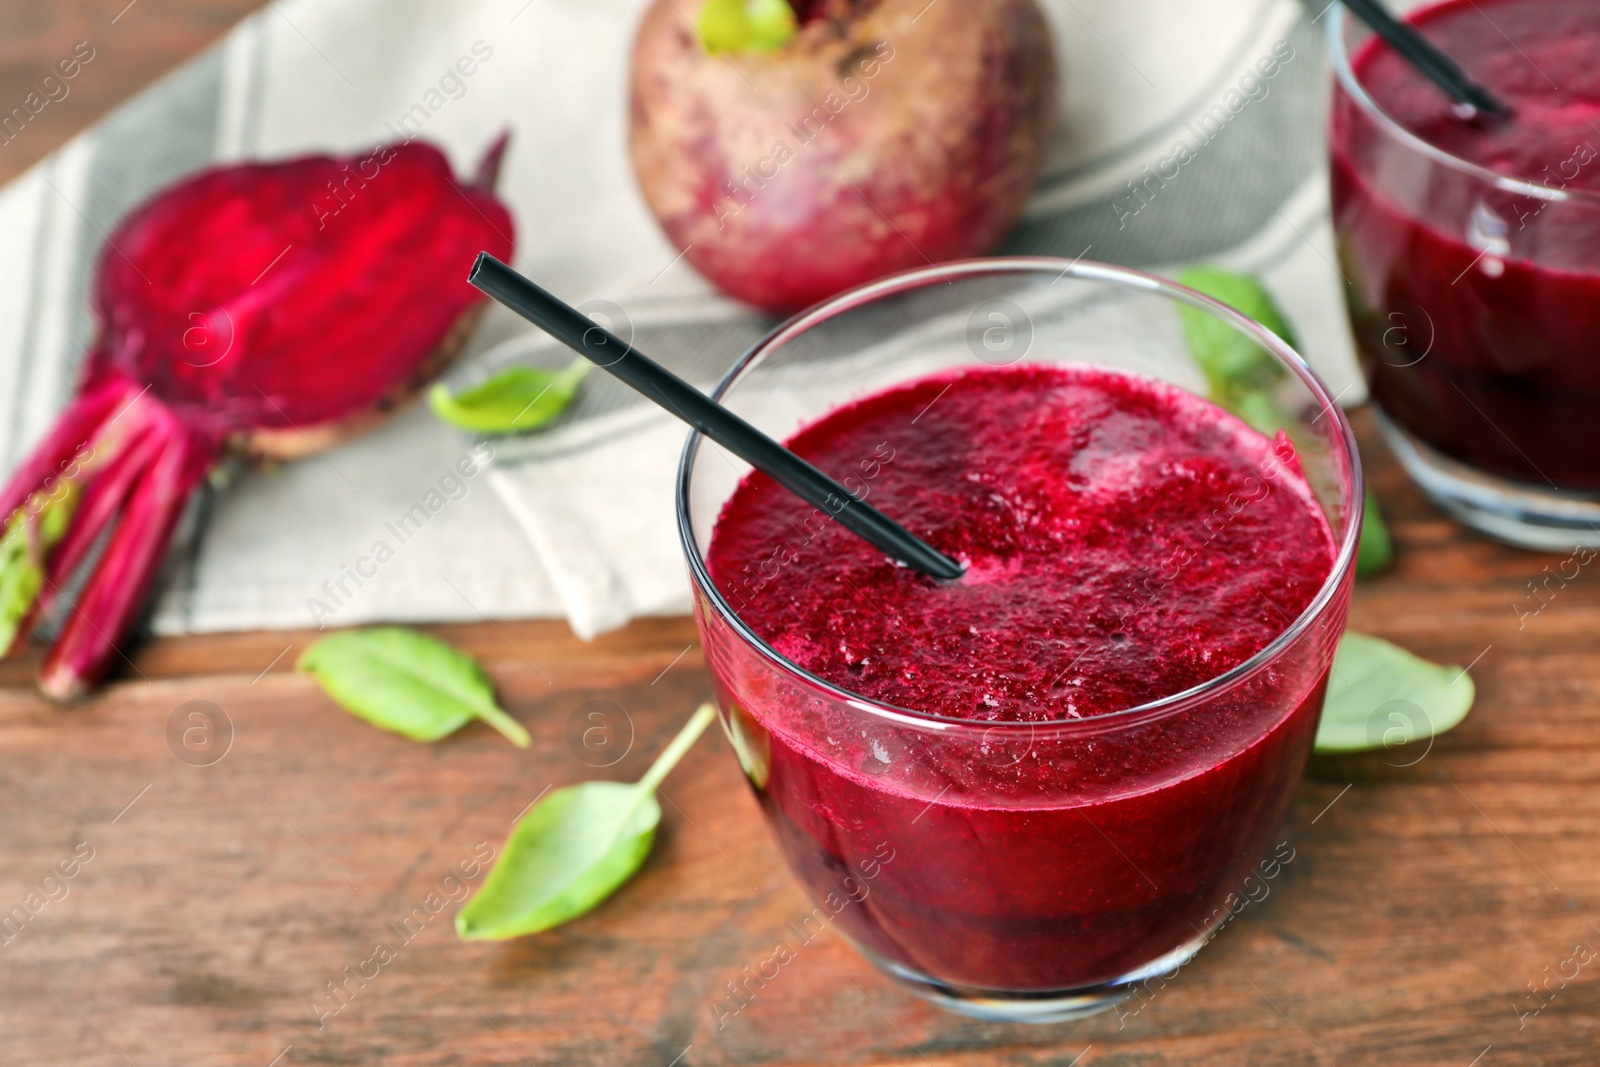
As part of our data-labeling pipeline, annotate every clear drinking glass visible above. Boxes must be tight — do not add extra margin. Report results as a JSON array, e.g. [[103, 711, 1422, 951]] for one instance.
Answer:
[[676, 259, 1361, 1023], [1330, 3, 1600, 548]]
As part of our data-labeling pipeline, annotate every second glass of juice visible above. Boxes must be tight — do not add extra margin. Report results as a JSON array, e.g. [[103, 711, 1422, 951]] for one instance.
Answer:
[[1330, 0, 1600, 547], [677, 260, 1361, 1022]]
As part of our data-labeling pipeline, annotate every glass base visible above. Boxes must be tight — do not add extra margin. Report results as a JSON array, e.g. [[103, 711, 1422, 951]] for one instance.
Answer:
[[856, 928, 1212, 1024], [1376, 410, 1600, 551]]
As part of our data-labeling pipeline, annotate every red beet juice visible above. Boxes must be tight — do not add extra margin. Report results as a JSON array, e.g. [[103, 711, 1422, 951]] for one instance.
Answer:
[[1332, 0, 1600, 487], [702, 364, 1338, 994]]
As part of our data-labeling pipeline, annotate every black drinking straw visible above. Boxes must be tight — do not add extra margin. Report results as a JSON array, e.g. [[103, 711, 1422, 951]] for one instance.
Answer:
[[1342, 0, 1510, 116], [468, 253, 966, 581]]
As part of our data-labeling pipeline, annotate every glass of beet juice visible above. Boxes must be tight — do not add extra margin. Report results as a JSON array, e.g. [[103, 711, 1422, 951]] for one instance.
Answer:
[[676, 260, 1361, 1022], [1330, 0, 1600, 547]]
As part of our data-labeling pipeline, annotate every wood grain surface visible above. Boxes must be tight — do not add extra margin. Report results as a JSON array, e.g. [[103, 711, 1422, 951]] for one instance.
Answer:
[[3, 3, 1598, 1064], [0, 0, 263, 184], [0, 418, 1595, 1067]]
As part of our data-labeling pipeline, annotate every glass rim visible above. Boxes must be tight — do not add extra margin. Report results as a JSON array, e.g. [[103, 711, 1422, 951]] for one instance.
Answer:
[[1327, 2, 1600, 206], [675, 257, 1364, 737]]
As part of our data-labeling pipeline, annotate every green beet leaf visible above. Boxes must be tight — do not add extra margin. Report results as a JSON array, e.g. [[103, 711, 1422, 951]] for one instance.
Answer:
[[1177, 265, 1394, 577], [1229, 388, 1295, 438], [297, 627, 530, 747], [722, 703, 771, 789], [455, 782, 660, 940], [1355, 487, 1393, 577], [1314, 631, 1474, 754], [457, 703, 716, 940], [697, 0, 797, 54], [429, 360, 590, 436], [1177, 266, 1294, 407], [0, 483, 79, 653]]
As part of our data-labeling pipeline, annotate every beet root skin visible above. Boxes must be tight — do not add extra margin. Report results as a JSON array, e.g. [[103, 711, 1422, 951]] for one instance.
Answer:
[[628, 0, 1058, 313], [2, 137, 515, 698]]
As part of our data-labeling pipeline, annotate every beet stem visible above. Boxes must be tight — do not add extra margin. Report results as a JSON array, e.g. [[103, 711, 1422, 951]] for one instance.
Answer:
[[0, 379, 132, 521], [472, 131, 512, 191], [26, 413, 171, 644], [38, 429, 212, 701]]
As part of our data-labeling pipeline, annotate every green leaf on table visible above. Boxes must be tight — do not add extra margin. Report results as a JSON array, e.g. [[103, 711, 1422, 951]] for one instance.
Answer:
[[456, 782, 659, 940], [1229, 388, 1296, 438], [1176, 266, 1294, 409], [1178, 265, 1394, 577], [456, 703, 717, 939], [429, 361, 590, 436], [1355, 487, 1393, 577], [297, 627, 530, 747], [1314, 632, 1474, 754], [723, 703, 771, 789], [697, 0, 798, 54]]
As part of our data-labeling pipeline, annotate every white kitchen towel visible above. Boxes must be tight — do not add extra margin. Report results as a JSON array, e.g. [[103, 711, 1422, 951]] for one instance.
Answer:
[[0, 0, 1359, 639]]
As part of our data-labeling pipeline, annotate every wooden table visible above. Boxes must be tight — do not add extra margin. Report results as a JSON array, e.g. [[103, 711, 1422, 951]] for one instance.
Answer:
[[0, 0, 262, 184], [4, 5, 1599, 1065], [4, 426, 1595, 1067]]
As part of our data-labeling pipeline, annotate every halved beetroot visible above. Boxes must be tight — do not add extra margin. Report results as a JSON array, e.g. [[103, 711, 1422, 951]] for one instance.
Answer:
[[1, 136, 514, 699]]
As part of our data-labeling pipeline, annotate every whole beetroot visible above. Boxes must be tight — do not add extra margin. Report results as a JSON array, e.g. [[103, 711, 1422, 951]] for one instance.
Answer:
[[629, 0, 1058, 314]]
